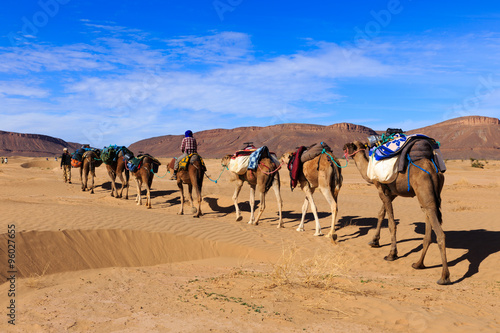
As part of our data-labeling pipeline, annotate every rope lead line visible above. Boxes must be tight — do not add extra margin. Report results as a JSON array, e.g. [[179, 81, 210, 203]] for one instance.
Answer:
[[321, 149, 348, 168], [205, 167, 227, 184], [151, 168, 170, 178]]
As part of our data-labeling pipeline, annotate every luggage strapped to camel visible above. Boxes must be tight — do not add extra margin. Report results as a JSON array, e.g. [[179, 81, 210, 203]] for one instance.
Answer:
[[101, 145, 134, 165], [71, 147, 100, 168], [366, 129, 446, 187], [287, 142, 342, 191], [125, 153, 161, 173]]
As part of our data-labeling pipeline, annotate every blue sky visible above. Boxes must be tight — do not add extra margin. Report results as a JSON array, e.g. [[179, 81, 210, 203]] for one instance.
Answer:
[[1, 0, 500, 147]]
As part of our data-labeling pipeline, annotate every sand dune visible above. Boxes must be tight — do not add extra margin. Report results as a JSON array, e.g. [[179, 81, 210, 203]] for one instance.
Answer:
[[0, 157, 499, 332]]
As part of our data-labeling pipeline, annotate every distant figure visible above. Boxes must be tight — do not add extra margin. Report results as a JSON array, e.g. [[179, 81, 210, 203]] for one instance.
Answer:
[[4, 157, 7, 164], [172, 130, 198, 180], [54, 156, 57, 161], [1, 157, 3, 164], [60, 148, 72, 183]]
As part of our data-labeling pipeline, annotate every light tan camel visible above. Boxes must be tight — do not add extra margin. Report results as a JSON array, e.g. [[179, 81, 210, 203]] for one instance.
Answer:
[[343, 141, 450, 285], [221, 155, 283, 227], [80, 150, 103, 194], [131, 155, 160, 209], [167, 156, 204, 218], [280, 151, 343, 241], [105, 151, 130, 199]]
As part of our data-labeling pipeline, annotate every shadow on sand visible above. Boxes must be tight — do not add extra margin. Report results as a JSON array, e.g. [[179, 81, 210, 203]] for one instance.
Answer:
[[409, 222, 500, 284]]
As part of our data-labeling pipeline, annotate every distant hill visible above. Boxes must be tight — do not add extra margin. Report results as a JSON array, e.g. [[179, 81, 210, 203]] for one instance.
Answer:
[[129, 123, 377, 159], [130, 116, 500, 160], [408, 116, 500, 159], [2, 115, 499, 159], [0, 131, 80, 157]]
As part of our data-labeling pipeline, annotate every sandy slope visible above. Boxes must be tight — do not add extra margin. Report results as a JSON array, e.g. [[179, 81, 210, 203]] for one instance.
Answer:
[[0, 157, 499, 332]]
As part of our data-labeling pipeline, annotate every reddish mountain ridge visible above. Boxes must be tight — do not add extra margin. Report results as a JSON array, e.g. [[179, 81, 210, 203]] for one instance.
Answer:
[[130, 116, 500, 159], [2, 116, 499, 159], [409, 116, 500, 159], [129, 123, 377, 159], [0, 131, 80, 157]]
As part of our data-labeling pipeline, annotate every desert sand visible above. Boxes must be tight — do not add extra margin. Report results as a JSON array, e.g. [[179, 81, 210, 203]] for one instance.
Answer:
[[0, 156, 499, 332]]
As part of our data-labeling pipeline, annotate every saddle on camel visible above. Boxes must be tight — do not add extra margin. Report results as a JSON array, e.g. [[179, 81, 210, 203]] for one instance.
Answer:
[[167, 153, 206, 218], [282, 142, 342, 239], [100, 145, 135, 199], [222, 143, 283, 227], [127, 153, 161, 209], [343, 128, 450, 285]]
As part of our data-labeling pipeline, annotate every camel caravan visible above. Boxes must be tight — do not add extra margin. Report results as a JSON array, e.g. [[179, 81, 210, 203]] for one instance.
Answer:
[[65, 128, 451, 284]]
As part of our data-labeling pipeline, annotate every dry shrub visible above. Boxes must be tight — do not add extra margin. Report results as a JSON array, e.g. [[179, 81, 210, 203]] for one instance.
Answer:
[[454, 178, 471, 186], [271, 243, 350, 289], [25, 263, 50, 289]]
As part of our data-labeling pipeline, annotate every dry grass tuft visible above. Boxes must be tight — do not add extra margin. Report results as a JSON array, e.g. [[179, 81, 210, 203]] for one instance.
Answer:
[[25, 263, 50, 289], [454, 178, 471, 186], [270, 243, 350, 289]]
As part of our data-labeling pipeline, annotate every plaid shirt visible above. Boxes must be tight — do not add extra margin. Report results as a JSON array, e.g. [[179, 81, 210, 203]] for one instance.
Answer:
[[181, 137, 197, 154]]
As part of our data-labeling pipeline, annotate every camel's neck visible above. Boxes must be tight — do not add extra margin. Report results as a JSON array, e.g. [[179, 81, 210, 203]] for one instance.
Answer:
[[352, 150, 372, 183]]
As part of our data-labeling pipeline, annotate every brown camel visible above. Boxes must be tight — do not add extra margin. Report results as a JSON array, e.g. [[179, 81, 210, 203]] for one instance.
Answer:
[[343, 141, 450, 285], [105, 151, 130, 199], [131, 155, 161, 209], [167, 156, 204, 218], [80, 149, 103, 194], [221, 155, 283, 227], [280, 151, 342, 240]]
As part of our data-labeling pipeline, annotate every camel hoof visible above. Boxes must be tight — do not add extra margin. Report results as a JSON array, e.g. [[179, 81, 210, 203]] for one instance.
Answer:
[[177, 212, 184, 215], [193, 215, 200, 218], [277, 224, 284, 229], [437, 278, 452, 285], [296, 228, 305, 232], [329, 233, 338, 243], [236, 216, 243, 222], [384, 254, 398, 261], [147, 206, 151, 209], [368, 240, 380, 248], [125, 196, 128, 200], [111, 193, 115, 197], [412, 263, 425, 270], [313, 232, 324, 237]]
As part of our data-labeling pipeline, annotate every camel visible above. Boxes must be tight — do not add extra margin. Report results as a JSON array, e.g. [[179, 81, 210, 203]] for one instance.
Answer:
[[167, 156, 204, 217], [221, 154, 283, 227], [105, 151, 130, 199], [280, 150, 343, 241], [80, 149, 103, 194], [131, 155, 161, 209], [343, 141, 450, 285]]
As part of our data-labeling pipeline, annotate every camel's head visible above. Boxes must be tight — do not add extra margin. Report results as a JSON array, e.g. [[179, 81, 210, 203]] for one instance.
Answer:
[[280, 151, 294, 166], [221, 154, 232, 168], [343, 141, 368, 157], [167, 158, 176, 173]]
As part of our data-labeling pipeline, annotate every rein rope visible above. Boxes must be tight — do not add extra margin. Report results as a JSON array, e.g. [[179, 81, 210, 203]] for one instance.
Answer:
[[321, 148, 348, 168], [151, 167, 169, 178], [205, 166, 228, 184], [257, 161, 283, 175]]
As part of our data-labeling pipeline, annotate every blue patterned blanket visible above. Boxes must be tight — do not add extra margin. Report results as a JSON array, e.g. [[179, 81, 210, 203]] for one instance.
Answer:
[[248, 146, 270, 170], [369, 134, 437, 161]]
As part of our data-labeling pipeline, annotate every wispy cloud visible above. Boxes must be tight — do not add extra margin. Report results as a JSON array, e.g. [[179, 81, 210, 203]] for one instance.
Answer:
[[1, 22, 499, 146]]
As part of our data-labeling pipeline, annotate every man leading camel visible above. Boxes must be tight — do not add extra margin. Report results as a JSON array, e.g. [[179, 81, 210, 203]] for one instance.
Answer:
[[172, 130, 198, 180], [60, 148, 72, 183]]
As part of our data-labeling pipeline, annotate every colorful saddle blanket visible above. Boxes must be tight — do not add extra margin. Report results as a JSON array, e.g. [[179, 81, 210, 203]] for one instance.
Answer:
[[126, 154, 160, 173], [247, 146, 272, 171], [369, 134, 439, 161], [178, 153, 206, 172]]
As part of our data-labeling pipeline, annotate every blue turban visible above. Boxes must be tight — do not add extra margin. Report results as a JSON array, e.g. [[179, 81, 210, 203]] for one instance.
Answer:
[[185, 130, 193, 137]]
